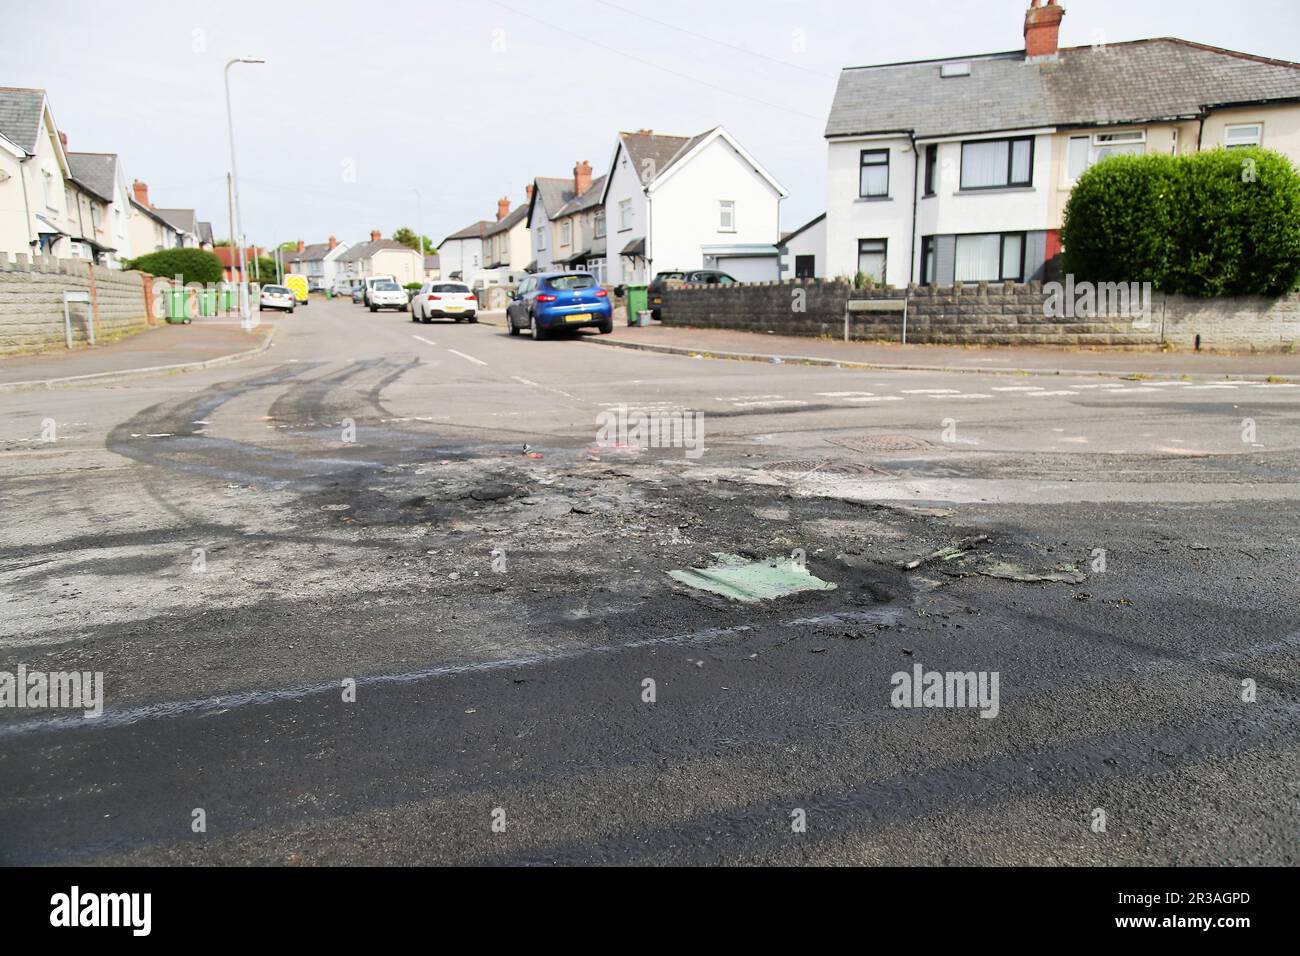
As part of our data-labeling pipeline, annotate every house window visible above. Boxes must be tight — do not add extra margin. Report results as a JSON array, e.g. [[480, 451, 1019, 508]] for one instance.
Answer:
[[857, 239, 887, 284], [1224, 124, 1263, 148], [954, 232, 1025, 283], [924, 145, 938, 197], [960, 137, 1034, 189], [719, 200, 735, 231], [1066, 130, 1146, 180], [795, 255, 815, 279], [920, 236, 936, 285], [594, 209, 606, 238], [65, 187, 75, 217], [42, 171, 54, 209], [561, 221, 571, 246], [619, 199, 632, 231], [859, 149, 889, 198], [536, 225, 546, 251]]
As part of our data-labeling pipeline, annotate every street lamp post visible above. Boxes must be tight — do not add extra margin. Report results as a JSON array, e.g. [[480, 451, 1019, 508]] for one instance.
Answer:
[[224, 56, 265, 327], [411, 186, 424, 281]]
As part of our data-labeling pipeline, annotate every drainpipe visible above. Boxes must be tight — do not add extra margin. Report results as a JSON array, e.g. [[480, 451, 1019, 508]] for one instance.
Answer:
[[907, 130, 920, 287], [644, 185, 652, 283], [19, 154, 36, 253]]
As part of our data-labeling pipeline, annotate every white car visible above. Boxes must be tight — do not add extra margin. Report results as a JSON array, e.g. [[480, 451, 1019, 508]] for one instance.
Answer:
[[258, 285, 295, 313], [367, 281, 410, 312], [410, 282, 478, 323]]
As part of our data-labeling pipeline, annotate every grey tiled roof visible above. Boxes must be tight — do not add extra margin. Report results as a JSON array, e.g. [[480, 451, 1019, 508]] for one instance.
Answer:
[[197, 221, 214, 244], [0, 87, 45, 153], [826, 39, 1300, 140], [337, 239, 420, 263], [533, 177, 576, 218], [439, 220, 489, 245], [620, 130, 712, 185], [66, 152, 117, 203], [287, 242, 331, 264], [557, 175, 606, 217], [483, 203, 528, 237], [154, 208, 198, 235]]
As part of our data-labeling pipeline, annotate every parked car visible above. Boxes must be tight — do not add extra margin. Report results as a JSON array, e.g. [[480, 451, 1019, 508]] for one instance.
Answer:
[[647, 269, 737, 318], [350, 285, 365, 304], [259, 285, 295, 313], [506, 272, 613, 340], [362, 274, 396, 307], [283, 274, 310, 306], [411, 282, 478, 323], [368, 280, 409, 312]]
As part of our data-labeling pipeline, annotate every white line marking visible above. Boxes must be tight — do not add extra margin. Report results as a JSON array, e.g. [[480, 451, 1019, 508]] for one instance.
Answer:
[[733, 400, 809, 409], [513, 376, 580, 401], [903, 389, 961, 395], [1184, 384, 1238, 390], [992, 386, 1047, 392], [845, 396, 904, 403], [818, 391, 876, 398], [447, 348, 487, 366], [1026, 391, 1078, 397], [412, 334, 437, 346]]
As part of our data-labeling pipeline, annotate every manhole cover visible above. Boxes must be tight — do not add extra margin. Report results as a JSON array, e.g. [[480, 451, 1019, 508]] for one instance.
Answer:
[[826, 434, 935, 454], [762, 459, 889, 479]]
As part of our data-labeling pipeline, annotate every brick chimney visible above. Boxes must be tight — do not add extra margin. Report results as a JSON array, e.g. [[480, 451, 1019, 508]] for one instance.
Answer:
[[370, 229, 381, 241], [636, 129, 653, 136], [296, 239, 305, 253], [1025, 0, 1065, 60], [525, 183, 534, 201], [574, 160, 592, 196], [328, 235, 338, 250], [133, 179, 151, 207], [497, 197, 510, 221], [58, 131, 68, 149]]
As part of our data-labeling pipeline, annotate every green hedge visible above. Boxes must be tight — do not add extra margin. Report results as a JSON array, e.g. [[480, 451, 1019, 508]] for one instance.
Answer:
[[124, 248, 225, 285], [1061, 147, 1300, 297]]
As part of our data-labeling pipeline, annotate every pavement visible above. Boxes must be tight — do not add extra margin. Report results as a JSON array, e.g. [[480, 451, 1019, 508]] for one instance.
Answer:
[[0, 315, 276, 390], [507, 315, 1300, 380], [2, 296, 1298, 865]]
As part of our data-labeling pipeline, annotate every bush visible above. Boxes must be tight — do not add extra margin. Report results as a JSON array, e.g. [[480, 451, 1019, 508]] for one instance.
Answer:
[[1061, 148, 1300, 297], [124, 248, 225, 285], [404, 282, 422, 292]]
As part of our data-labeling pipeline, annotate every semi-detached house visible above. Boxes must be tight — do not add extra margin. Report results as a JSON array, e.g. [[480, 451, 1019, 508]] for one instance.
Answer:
[[824, 0, 1300, 288], [527, 161, 608, 282]]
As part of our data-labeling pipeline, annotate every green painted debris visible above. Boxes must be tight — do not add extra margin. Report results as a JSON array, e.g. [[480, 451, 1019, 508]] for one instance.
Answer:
[[669, 553, 837, 603]]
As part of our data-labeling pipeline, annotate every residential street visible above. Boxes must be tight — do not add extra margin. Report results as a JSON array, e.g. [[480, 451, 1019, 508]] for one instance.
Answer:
[[2, 297, 1297, 865]]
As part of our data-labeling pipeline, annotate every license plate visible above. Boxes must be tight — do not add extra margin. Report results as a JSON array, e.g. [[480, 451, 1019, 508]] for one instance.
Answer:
[[565, 313, 592, 323], [445, 306, 463, 312], [652, 297, 662, 304]]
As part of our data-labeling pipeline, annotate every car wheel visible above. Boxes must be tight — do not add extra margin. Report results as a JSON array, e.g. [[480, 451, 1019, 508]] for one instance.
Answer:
[[468, 315, 478, 324], [530, 313, 544, 341], [369, 305, 377, 313], [411, 308, 419, 322], [258, 305, 264, 312], [598, 318, 613, 334], [509, 321, 520, 336]]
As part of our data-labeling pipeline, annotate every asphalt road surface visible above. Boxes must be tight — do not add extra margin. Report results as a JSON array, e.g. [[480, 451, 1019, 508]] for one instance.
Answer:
[[2, 297, 1298, 865]]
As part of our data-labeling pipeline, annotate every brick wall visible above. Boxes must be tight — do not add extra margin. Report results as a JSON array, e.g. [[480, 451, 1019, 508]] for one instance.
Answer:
[[0, 253, 152, 355], [660, 279, 1300, 351]]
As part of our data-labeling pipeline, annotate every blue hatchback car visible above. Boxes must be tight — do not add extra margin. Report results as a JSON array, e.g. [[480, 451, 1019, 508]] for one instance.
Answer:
[[506, 272, 614, 340]]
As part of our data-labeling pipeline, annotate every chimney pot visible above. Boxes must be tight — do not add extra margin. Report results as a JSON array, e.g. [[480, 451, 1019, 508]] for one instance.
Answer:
[[58, 131, 68, 149], [370, 229, 382, 242], [525, 184, 534, 200], [1024, 0, 1065, 60], [132, 179, 151, 207], [328, 235, 338, 250], [497, 197, 510, 221], [296, 239, 305, 253]]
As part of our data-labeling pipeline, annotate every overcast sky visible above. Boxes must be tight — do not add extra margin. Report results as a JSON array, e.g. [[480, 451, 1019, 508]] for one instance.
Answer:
[[5, 0, 1297, 248]]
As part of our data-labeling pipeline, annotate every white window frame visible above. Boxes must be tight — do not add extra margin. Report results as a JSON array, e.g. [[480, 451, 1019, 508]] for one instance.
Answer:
[[561, 220, 571, 246], [619, 198, 632, 232], [1066, 129, 1147, 182], [594, 209, 606, 239], [1224, 123, 1262, 149], [719, 200, 736, 232]]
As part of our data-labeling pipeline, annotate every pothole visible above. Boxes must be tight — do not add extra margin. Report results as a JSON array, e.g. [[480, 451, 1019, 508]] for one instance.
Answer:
[[826, 435, 938, 454]]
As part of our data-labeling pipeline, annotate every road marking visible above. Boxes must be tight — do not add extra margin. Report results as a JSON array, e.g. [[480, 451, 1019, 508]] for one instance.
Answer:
[[514, 375, 580, 401], [818, 391, 876, 398], [1026, 390, 1078, 397], [412, 334, 437, 346], [992, 386, 1046, 392], [844, 396, 903, 403], [1184, 384, 1238, 390], [903, 389, 961, 395], [929, 393, 991, 400], [447, 348, 487, 366], [733, 399, 809, 409]]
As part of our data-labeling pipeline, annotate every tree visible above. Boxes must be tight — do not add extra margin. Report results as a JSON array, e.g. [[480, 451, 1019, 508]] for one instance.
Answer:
[[392, 226, 435, 256]]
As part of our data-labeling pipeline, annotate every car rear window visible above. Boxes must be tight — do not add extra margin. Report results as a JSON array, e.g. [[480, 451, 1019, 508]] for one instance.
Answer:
[[546, 274, 597, 291], [264, 286, 289, 294], [430, 284, 470, 293]]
